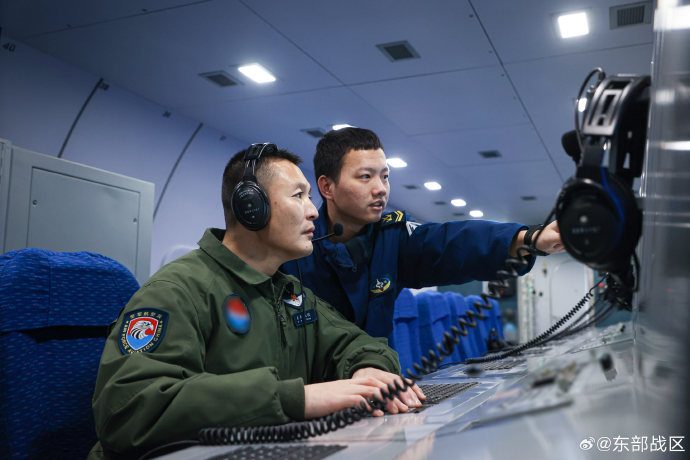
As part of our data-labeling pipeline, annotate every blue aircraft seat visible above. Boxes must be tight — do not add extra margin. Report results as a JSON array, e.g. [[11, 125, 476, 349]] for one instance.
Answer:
[[416, 291, 462, 366], [390, 288, 421, 374], [0, 248, 140, 460], [464, 294, 494, 355], [445, 292, 482, 360], [488, 297, 504, 338]]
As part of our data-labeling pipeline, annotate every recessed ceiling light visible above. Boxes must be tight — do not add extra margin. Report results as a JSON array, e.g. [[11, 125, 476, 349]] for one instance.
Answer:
[[451, 198, 467, 207], [424, 181, 442, 191], [557, 11, 589, 38], [387, 158, 407, 168], [577, 97, 588, 112], [332, 124, 355, 131], [469, 210, 484, 218], [238, 63, 276, 83]]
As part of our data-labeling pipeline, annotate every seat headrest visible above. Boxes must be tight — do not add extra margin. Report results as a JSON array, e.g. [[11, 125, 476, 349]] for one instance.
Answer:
[[0, 248, 140, 332]]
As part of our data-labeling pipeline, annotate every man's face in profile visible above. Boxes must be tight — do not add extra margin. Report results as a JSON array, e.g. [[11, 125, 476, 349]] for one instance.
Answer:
[[260, 159, 319, 261]]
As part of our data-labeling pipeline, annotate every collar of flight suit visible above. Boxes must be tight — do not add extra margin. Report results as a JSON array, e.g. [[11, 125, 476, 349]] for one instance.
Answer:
[[315, 204, 374, 270], [199, 228, 292, 287]]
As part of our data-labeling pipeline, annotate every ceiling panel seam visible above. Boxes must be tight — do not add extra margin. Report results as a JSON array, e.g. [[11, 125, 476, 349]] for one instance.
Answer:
[[408, 122, 533, 138], [170, 84, 345, 111], [468, 0, 564, 182], [346, 65, 500, 88], [502, 42, 654, 65], [237, 0, 432, 141], [238, 0, 346, 86], [19, 0, 216, 40]]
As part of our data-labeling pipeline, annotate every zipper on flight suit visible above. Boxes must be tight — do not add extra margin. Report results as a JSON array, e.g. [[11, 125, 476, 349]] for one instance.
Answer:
[[272, 282, 288, 347]]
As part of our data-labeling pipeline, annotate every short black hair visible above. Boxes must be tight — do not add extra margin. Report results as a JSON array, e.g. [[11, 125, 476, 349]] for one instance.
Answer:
[[221, 146, 302, 228], [313, 128, 383, 187]]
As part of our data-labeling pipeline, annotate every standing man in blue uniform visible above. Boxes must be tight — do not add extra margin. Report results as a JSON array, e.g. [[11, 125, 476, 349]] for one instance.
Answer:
[[282, 128, 564, 340]]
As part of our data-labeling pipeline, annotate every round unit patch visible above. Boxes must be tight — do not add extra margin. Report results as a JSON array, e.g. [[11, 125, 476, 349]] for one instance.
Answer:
[[119, 308, 169, 355], [370, 277, 392, 295], [224, 294, 251, 335]]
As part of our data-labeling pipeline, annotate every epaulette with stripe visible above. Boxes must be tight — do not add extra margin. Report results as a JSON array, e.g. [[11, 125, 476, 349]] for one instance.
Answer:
[[380, 210, 406, 226], [381, 210, 422, 236]]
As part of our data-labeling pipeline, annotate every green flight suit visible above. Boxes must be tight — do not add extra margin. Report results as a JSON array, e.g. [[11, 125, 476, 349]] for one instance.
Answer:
[[89, 228, 400, 458]]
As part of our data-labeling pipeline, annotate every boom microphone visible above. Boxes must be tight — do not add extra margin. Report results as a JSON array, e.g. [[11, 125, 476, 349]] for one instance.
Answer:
[[311, 223, 343, 242]]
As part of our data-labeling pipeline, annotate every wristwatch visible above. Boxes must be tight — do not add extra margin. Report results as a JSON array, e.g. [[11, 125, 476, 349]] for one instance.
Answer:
[[523, 224, 549, 256]]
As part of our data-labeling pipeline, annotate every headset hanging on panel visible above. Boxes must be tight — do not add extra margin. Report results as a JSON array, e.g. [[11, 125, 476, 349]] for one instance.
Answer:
[[231, 143, 276, 230], [556, 72, 650, 278]]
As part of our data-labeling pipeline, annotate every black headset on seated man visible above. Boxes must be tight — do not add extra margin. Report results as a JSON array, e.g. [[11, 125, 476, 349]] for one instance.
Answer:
[[231, 142, 277, 231], [556, 69, 650, 284]]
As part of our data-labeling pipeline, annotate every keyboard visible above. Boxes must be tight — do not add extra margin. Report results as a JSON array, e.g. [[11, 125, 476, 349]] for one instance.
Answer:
[[411, 382, 479, 412], [468, 359, 526, 372], [207, 444, 347, 460]]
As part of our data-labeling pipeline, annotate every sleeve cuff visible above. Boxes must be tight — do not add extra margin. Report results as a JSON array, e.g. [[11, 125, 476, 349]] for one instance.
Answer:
[[348, 352, 401, 378], [277, 377, 305, 421]]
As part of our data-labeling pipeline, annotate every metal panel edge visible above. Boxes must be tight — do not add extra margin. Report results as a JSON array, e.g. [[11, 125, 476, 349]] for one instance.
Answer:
[[0, 138, 13, 252], [4, 144, 154, 284]]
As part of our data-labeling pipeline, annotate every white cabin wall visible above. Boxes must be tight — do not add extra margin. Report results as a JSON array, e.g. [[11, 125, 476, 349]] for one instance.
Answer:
[[0, 36, 249, 277]]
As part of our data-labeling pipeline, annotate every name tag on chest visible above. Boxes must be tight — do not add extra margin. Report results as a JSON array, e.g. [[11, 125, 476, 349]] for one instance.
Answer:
[[293, 309, 318, 327]]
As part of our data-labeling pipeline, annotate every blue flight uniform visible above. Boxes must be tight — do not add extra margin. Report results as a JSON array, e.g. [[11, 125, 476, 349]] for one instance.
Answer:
[[282, 205, 533, 340]]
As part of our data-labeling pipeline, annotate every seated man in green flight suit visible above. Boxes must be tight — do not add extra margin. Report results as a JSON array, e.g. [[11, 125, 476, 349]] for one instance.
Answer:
[[88, 144, 424, 459]]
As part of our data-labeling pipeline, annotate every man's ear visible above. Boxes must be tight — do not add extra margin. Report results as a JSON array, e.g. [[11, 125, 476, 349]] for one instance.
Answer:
[[317, 175, 336, 201]]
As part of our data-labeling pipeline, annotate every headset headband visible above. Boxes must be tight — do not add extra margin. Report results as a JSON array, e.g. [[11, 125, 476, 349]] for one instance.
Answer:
[[243, 143, 277, 181]]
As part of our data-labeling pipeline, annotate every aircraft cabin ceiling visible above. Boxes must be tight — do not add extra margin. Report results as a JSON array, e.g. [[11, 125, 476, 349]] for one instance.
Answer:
[[0, 0, 654, 224]]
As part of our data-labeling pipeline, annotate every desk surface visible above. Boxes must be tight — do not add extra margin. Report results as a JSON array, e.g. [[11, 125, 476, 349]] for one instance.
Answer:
[[157, 323, 683, 460]]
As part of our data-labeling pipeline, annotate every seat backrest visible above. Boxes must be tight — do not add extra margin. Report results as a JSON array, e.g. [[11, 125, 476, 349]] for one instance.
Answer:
[[488, 298, 504, 338], [390, 288, 421, 375], [464, 295, 492, 355], [416, 291, 462, 366], [446, 292, 481, 360], [0, 248, 139, 460]]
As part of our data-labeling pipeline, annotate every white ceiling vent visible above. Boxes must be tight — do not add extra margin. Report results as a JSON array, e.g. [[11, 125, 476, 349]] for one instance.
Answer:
[[610, 2, 652, 29], [199, 71, 240, 87], [376, 40, 420, 62]]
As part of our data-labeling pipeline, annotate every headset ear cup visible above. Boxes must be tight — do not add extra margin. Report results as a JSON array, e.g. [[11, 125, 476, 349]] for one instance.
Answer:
[[231, 181, 270, 231], [605, 173, 641, 261], [557, 174, 640, 272]]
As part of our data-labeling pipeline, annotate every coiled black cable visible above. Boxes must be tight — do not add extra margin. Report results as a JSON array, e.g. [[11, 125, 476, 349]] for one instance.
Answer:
[[196, 205, 569, 446], [550, 299, 618, 341], [198, 377, 412, 446], [465, 282, 598, 364], [148, 205, 618, 454], [544, 298, 604, 342], [196, 225, 561, 445]]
